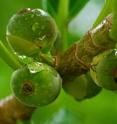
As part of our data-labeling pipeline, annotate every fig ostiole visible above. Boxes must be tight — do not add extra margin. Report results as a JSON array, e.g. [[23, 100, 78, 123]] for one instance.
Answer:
[[11, 62, 62, 107]]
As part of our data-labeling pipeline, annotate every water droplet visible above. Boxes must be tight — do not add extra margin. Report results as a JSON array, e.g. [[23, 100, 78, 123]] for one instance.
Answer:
[[115, 49, 117, 56], [28, 62, 45, 74], [32, 22, 39, 32], [18, 55, 33, 64], [38, 35, 46, 41], [38, 9, 47, 16]]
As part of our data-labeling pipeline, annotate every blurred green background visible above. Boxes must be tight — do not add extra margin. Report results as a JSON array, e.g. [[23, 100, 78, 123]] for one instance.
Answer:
[[1, 0, 117, 124]]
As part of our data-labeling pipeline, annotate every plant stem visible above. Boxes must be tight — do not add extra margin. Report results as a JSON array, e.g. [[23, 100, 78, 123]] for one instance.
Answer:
[[0, 41, 22, 70], [110, 0, 117, 41], [0, 96, 35, 124], [93, 0, 112, 28], [56, 15, 115, 81], [57, 0, 69, 51]]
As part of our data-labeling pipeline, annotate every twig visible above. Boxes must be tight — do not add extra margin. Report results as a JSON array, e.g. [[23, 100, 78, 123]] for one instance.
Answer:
[[56, 15, 115, 80], [0, 96, 35, 124]]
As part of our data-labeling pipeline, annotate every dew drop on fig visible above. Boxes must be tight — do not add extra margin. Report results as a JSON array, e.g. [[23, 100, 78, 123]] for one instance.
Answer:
[[27, 62, 45, 74], [18, 54, 33, 64]]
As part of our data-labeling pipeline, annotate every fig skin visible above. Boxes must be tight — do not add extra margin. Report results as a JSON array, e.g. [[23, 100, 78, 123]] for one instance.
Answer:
[[11, 62, 62, 107], [6, 8, 58, 56], [90, 52, 106, 86], [85, 72, 101, 99], [96, 49, 117, 90], [63, 72, 101, 101]]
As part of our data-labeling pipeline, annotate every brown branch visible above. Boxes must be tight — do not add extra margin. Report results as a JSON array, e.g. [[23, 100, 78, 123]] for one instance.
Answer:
[[0, 96, 35, 124], [0, 15, 116, 123], [56, 15, 115, 80]]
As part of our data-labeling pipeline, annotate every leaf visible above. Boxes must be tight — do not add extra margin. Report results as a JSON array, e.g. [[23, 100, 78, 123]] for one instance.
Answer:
[[93, 0, 113, 28], [69, 0, 89, 19], [41, 0, 89, 19], [41, 0, 59, 17]]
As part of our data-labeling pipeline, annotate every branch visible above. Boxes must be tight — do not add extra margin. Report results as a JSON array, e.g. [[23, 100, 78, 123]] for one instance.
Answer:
[[0, 96, 35, 124], [56, 15, 115, 80], [0, 15, 116, 123]]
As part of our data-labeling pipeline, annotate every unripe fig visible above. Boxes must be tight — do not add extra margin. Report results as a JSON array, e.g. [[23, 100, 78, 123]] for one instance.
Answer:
[[90, 52, 105, 86], [63, 72, 101, 101], [11, 62, 62, 107], [93, 49, 117, 90], [51, 31, 63, 55], [85, 72, 101, 99], [6, 8, 58, 56], [63, 76, 87, 100]]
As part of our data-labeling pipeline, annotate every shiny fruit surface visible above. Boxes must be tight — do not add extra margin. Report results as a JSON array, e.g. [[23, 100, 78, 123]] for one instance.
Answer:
[[11, 62, 62, 107]]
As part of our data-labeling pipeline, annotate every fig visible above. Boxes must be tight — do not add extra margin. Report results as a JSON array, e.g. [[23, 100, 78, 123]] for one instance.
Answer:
[[11, 62, 62, 107], [6, 8, 58, 56], [63, 72, 101, 101], [85, 72, 101, 99], [90, 52, 106, 86], [95, 49, 117, 90]]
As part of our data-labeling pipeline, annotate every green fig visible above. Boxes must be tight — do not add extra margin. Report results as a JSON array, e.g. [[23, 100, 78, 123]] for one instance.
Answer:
[[90, 52, 106, 86], [85, 72, 101, 99], [6, 8, 58, 56], [11, 62, 62, 107], [95, 49, 117, 90], [63, 75, 87, 101], [63, 72, 101, 101], [51, 31, 63, 55]]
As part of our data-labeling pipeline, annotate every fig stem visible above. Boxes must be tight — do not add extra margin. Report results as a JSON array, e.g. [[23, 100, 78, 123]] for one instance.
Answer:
[[57, 0, 69, 51], [0, 96, 35, 124], [56, 15, 115, 81], [0, 40, 22, 70]]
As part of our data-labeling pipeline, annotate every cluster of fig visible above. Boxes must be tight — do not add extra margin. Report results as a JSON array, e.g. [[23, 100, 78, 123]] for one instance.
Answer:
[[7, 8, 62, 107], [63, 72, 101, 101], [63, 49, 117, 101], [7, 8, 114, 108]]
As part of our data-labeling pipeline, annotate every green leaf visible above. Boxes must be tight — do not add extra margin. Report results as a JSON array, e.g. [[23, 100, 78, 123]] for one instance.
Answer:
[[93, 0, 113, 28], [69, 0, 89, 19], [41, 0, 59, 17], [41, 0, 89, 20]]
